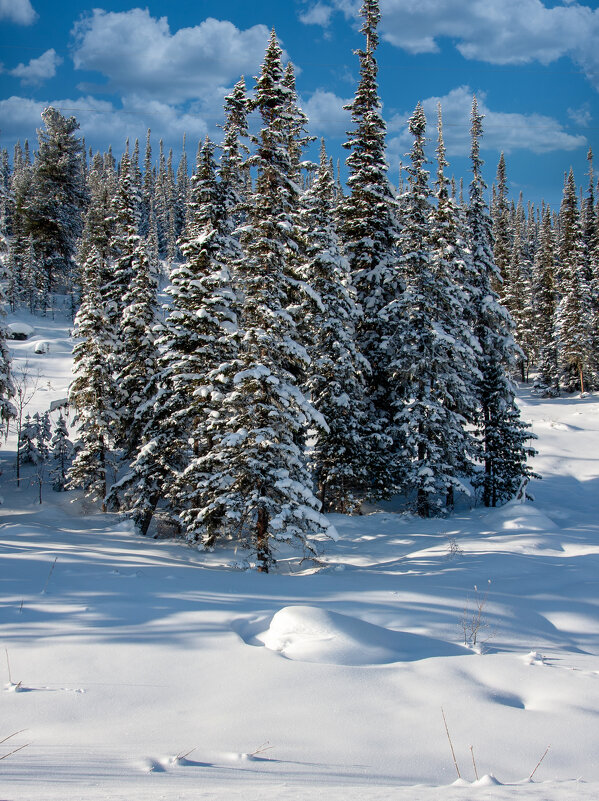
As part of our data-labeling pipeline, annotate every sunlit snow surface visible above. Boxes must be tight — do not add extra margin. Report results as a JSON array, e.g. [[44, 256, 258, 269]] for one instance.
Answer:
[[1, 311, 599, 800]]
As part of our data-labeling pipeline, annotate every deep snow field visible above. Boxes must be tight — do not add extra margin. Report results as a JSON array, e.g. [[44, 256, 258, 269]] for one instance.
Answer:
[[1, 310, 599, 800]]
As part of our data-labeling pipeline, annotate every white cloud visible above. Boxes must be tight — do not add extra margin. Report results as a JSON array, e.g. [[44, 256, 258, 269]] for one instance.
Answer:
[[0, 95, 208, 157], [568, 103, 592, 127], [0, 0, 37, 25], [300, 3, 335, 27], [10, 49, 63, 85], [327, 0, 599, 90], [71, 10, 275, 106], [387, 86, 587, 162], [302, 89, 352, 137], [0, 96, 45, 142]]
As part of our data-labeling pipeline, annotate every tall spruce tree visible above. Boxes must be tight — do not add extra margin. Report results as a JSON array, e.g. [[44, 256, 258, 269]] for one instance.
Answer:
[[0, 283, 14, 433], [533, 204, 559, 390], [299, 140, 373, 513], [492, 152, 511, 294], [556, 169, 594, 393], [24, 108, 85, 302], [166, 137, 241, 543], [503, 203, 535, 382], [114, 233, 159, 460], [219, 76, 250, 226], [389, 104, 479, 515], [467, 97, 538, 506], [7, 142, 34, 311], [184, 32, 333, 570], [50, 412, 73, 492], [338, 0, 399, 495], [68, 247, 116, 509]]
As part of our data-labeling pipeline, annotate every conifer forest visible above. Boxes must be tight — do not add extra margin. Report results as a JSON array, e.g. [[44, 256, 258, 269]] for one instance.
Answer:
[[2, 0, 598, 573]]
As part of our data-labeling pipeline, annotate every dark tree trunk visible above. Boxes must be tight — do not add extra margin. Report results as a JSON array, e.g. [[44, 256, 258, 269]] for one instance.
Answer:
[[256, 506, 270, 573], [417, 430, 429, 517], [137, 491, 160, 536]]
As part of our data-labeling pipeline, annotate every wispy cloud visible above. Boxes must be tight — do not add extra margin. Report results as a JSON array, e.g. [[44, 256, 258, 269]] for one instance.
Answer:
[[568, 103, 592, 128], [0, 95, 207, 155], [327, 0, 599, 91], [299, 3, 335, 27], [9, 49, 63, 86], [387, 86, 587, 160]]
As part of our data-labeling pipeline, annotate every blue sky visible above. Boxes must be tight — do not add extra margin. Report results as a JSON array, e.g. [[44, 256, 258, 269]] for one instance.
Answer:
[[1, 0, 598, 210]]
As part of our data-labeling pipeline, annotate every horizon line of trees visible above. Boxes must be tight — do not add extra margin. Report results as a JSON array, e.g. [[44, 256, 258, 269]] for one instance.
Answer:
[[2, 0, 595, 570]]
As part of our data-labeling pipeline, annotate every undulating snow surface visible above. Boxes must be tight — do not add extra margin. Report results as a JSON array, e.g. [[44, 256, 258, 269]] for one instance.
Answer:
[[1, 312, 599, 800]]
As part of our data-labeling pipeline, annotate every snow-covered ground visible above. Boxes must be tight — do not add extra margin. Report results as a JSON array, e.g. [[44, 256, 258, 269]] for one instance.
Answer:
[[1, 311, 599, 800]]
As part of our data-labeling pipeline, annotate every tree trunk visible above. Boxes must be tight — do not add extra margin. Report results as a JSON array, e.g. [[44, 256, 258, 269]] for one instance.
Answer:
[[138, 491, 160, 536], [256, 506, 270, 573], [318, 476, 327, 515], [417, 430, 428, 517]]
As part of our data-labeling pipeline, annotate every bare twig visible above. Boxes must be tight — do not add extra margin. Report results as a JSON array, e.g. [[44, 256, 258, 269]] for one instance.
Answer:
[[441, 708, 461, 779], [175, 746, 198, 761], [41, 557, 58, 594], [0, 730, 26, 746], [250, 740, 274, 757], [0, 743, 29, 761], [5, 648, 12, 684], [470, 744, 479, 781], [529, 745, 550, 780], [461, 581, 493, 650]]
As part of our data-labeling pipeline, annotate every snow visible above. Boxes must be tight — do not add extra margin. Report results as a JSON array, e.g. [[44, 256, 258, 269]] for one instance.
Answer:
[[1, 311, 599, 800], [255, 605, 468, 665], [6, 321, 35, 338]]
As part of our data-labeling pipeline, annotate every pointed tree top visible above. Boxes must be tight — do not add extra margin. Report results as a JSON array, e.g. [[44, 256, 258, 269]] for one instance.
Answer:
[[470, 94, 485, 182], [360, 0, 380, 53], [435, 102, 449, 196]]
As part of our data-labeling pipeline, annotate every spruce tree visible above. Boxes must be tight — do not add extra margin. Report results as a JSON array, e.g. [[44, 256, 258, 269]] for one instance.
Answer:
[[492, 152, 511, 293], [533, 204, 559, 390], [68, 247, 116, 509], [467, 97, 538, 506], [50, 412, 73, 491], [556, 169, 593, 393], [389, 104, 479, 515], [35, 411, 51, 464], [165, 137, 241, 543], [337, 0, 399, 495], [113, 138, 239, 535], [140, 129, 154, 239], [175, 138, 190, 242], [185, 32, 333, 570], [220, 76, 250, 224], [78, 152, 117, 292], [7, 142, 34, 311], [18, 413, 40, 466], [0, 257, 14, 432], [24, 108, 85, 301], [299, 140, 372, 513], [109, 147, 159, 458], [503, 204, 535, 382]]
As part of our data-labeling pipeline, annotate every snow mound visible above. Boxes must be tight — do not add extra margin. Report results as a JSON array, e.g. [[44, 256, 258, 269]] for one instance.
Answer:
[[490, 502, 559, 532], [6, 321, 34, 339], [474, 774, 502, 786], [256, 606, 467, 666]]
